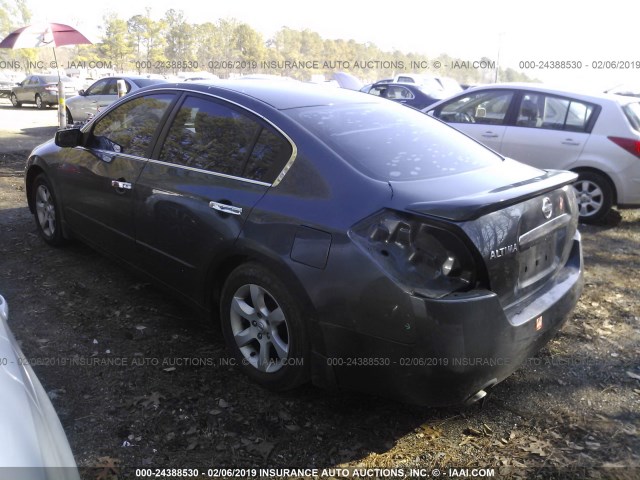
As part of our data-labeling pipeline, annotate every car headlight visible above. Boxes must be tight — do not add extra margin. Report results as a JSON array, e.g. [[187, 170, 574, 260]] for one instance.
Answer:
[[349, 210, 481, 299]]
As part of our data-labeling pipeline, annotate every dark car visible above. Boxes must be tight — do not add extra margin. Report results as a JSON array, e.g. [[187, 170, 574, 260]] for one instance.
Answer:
[[10, 74, 76, 109], [25, 81, 583, 406], [361, 82, 448, 110]]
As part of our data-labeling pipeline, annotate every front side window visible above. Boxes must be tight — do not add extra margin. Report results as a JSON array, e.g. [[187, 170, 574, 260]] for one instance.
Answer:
[[90, 93, 174, 157], [86, 79, 110, 96], [436, 91, 513, 125]]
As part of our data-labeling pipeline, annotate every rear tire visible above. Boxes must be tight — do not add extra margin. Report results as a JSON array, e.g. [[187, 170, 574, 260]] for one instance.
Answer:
[[572, 171, 613, 224], [220, 262, 310, 391], [10, 93, 21, 108], [32, 173, 66, 246], [35, 94, 45, 110]]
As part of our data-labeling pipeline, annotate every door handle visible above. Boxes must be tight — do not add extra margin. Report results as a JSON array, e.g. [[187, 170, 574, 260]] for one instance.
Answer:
[[111, 180, 132, 190], [562, 139, 580, 146], [209, 201, 242, 216], [482, 132, 499, 138]]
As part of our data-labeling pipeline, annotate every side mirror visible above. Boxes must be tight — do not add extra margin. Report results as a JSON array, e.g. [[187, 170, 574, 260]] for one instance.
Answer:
[[78, 89, 85, 96], [55, 128, 83, 148]]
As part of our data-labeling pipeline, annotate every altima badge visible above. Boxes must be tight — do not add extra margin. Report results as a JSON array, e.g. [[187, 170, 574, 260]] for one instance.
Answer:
[[542, 197, 553, 219]]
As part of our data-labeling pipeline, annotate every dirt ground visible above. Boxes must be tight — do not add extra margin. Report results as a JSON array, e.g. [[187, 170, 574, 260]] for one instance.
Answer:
[[0, 124, 639, 479]]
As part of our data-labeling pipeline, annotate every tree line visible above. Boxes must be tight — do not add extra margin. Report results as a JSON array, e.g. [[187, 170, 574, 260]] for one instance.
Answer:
[[0, 5, 535, 84]]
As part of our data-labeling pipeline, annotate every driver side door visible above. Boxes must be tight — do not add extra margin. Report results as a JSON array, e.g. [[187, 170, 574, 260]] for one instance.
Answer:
[[430, 89, 515, 153], [56, 92, 176, 262]]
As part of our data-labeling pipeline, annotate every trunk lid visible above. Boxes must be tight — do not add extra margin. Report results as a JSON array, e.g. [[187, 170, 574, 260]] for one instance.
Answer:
[[389, 160, 579, 307]]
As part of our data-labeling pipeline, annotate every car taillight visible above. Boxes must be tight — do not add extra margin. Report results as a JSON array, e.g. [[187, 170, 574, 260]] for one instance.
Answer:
[[349, 210, 479, 299], [44, 86, 58, 92], [608, 136, 640, 159]]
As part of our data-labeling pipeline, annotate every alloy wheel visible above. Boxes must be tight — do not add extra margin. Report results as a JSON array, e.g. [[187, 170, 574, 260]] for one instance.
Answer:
[[573, 179, 604, 218], [35, 184, 56, 238], [229, 283, 290, 373]]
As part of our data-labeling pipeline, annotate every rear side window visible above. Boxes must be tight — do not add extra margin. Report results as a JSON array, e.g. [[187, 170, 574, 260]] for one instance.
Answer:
[[516, 93, 596, 132], [623, 102, 640, 131], [244, 128, 292, 182], [287, 102, 502, 181], [90, 93, 175, 157], [159, 95, 291, 182]]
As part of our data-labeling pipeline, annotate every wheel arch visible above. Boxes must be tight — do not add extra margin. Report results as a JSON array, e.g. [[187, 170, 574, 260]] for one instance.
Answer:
[[204, 241, 317, 323], [26, 162, 72, 239], [25, 163, 46, 214]]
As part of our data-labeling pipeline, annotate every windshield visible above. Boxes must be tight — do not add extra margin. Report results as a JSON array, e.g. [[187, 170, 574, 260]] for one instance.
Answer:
[[286, 101, 503, 181]]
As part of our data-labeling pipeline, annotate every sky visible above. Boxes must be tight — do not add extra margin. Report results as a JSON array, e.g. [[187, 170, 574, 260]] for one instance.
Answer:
[[18, 0, 640, 91]]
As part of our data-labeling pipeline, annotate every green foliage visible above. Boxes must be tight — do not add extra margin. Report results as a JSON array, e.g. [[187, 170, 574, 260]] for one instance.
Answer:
[[99, 16, 134, 72], [0, 6, 539, 83]]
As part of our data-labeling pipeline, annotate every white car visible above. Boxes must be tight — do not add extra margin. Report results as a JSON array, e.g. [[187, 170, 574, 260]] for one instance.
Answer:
[[424, 83, 640, 223], [0, 295, 80, 480], [65, 75, 167, 124]]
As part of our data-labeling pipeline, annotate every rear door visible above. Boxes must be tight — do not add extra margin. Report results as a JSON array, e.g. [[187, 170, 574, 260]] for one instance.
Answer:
[[56, 93, 176, 262], [134, 93, 293, 301], [500, 92, 594, 169], [17, 76, 38, 102], [430, 89, 515, 152]]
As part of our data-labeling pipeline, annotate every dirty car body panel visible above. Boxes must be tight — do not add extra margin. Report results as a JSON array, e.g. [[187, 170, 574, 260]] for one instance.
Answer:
[[25, 81, 583, 406]]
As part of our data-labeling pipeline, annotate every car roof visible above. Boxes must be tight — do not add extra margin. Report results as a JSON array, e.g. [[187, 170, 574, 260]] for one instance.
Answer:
[[372, 82, 420, 88], [143, 79, 384, 110], [460, 82, 638, 105]]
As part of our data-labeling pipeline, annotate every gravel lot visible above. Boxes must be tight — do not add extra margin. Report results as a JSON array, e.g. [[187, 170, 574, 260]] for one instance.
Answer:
[[0, 103, 639, 480]]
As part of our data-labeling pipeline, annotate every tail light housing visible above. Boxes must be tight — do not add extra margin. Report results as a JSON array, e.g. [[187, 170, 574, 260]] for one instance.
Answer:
[[350, 210, 480, 299], [608, 136, 640, 159]]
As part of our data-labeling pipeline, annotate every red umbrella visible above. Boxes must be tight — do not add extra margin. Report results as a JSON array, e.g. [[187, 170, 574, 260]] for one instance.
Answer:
[[0, 23, 91, 49], [0, 23, 92, 128]]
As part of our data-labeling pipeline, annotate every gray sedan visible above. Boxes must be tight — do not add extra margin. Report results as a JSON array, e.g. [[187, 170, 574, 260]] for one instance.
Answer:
[[65, 75, 168, 124], [10, 75, 77, 109]]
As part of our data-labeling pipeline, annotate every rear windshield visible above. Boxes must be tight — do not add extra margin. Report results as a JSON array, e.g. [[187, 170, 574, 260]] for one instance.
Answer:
[[286, 102, 502, 181], [41, 75, 72, 83], [623, 102, 640, 131]]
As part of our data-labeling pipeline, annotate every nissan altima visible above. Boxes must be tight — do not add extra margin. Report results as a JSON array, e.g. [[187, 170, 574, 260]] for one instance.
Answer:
[[24, 81, 583, 406]]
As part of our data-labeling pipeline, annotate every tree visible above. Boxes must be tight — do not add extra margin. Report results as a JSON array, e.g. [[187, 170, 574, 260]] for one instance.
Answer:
[[99, 16, 134, 73], [164, 9, 194, 69]]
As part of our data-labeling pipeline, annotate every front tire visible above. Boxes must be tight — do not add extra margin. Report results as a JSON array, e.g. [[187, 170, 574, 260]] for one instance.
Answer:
[[32, 173, 66, 246], [10, 93, 21, 107], [220, 263, 310, 391], [572, 171, 613, 224]]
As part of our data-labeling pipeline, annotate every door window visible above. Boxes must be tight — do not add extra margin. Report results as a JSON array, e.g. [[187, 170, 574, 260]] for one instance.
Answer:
[[159, 95, 292, 182], [85, 79, 111, 96], [436, 91, 514, 125], [516, 93, 596, 132], [89, 93, 175, 157]]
